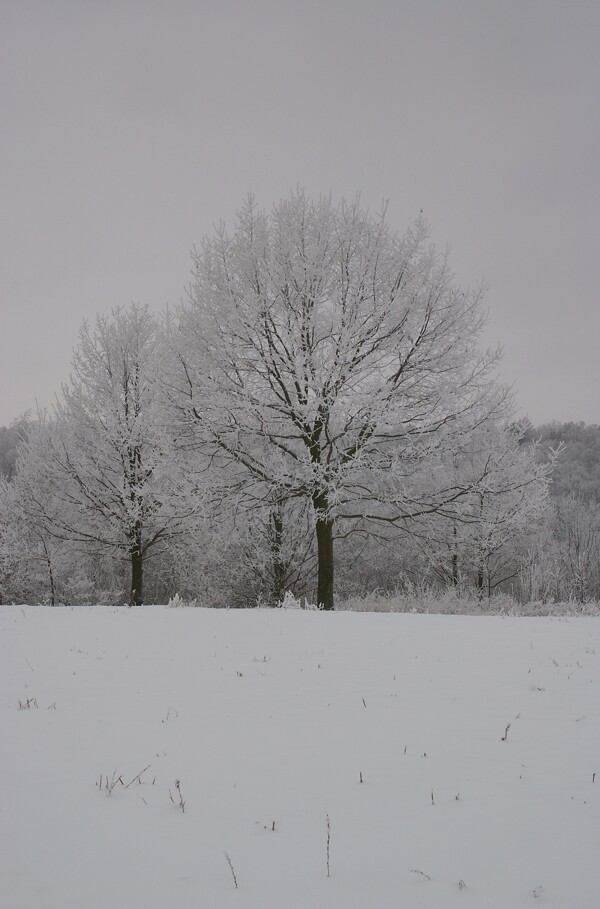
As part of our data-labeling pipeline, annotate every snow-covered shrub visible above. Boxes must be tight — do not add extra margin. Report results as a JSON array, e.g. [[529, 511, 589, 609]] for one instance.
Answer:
[[167, 593, 198, 608], [336, 587, 600, 617], [277, 591, 320, 610]]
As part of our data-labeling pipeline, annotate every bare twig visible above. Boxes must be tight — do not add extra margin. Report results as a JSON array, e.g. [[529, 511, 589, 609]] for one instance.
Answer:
[[224, 852, 238, 889], [125, 764, 152, 788], [411, 869, 431, 881]]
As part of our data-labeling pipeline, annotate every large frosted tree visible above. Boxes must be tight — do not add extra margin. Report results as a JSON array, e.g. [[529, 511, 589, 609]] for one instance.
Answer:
[[175, 192, 509, 609]]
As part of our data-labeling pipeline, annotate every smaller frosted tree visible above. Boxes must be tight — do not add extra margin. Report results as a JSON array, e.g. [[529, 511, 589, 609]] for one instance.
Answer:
[[15, 305, 194, 604], [0, 476, 56, 603], [420, 423, 555, 596], [554, 495, 600, 602]]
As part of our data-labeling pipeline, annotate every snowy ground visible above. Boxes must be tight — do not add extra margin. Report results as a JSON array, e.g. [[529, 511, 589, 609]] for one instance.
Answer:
[[2, 606, 600, 908]]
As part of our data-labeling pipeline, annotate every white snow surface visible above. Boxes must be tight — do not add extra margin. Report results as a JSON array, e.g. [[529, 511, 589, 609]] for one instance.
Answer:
[[2, 605, 600, 908]]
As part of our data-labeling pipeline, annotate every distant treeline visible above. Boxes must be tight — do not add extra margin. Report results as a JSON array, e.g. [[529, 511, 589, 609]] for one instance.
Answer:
[[522, 421, 600, 502], [0, 424, 22, 482]]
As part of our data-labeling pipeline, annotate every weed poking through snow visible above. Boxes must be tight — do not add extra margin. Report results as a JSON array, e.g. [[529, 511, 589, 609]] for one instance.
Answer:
[[97, 771, 124, 795], [224, 852, 238, 889], [411, 869, 431, 881], [169, 779, 185, 812]]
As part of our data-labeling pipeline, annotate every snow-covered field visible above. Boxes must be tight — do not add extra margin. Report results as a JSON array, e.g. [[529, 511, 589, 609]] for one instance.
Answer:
[[2, 606, 600, 908]]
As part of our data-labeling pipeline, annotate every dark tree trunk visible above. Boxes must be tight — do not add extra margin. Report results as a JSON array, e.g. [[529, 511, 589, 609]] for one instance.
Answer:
[[316, 517, 334, 610], [271, 507, 286, 605], [451, 553, 459, 586], [476, 566, 484, 600], [48, 559, 56, 608], [130, 542, 143, 606], [42, 539, 56, 607], [451, 526, 459, 587]]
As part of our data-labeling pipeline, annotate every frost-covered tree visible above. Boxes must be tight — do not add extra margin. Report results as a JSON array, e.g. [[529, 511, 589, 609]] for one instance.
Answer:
[[518, 495, 600, 604], [229, 498, 316, 606], [174, 192, 509, 608], [0, 416, 71, 604], [554, 495, 600, 602], [421, 424, 554, 596], [0, 477, 55, 603], [15, 305, 194, 605], [0, 422, 25, 481], [0, 453, 108, 605]]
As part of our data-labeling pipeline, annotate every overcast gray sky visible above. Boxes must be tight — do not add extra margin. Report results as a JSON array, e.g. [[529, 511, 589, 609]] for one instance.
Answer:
[[1, 0, 598, 427]]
